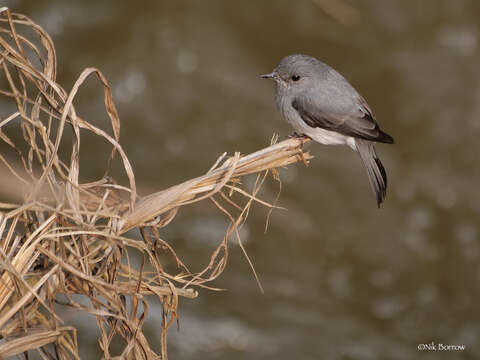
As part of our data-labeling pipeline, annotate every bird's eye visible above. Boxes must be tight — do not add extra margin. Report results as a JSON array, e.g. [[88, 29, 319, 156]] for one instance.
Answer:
[[291, 75, 301, 81]]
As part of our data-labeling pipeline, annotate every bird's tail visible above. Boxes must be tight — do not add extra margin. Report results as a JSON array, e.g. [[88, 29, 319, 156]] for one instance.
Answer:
[[355, 140, 387, 207]]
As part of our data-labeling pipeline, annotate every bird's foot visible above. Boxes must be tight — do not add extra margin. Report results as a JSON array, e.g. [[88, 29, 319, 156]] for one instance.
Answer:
[[288, 131, 304, 138], [289, 132, 311, 142]]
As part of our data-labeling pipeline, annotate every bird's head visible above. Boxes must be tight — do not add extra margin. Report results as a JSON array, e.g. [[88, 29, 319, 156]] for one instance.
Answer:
[[261, 54, 322, 90]]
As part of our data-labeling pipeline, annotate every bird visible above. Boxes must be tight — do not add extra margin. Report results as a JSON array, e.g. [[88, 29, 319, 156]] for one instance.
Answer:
[[261, 54, 394, 207]]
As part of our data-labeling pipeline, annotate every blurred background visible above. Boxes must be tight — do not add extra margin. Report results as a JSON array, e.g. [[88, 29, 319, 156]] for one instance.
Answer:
[[2, 0, 480, 359]]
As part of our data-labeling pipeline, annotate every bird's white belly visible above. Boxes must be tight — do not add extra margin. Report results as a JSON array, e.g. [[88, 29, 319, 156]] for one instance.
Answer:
[[308, 126, 348, 145], [286, 110, 357, 150]]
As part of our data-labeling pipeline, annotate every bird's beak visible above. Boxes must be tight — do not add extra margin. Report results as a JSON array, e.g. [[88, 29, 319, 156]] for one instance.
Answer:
[[260, 72, 275, 79]]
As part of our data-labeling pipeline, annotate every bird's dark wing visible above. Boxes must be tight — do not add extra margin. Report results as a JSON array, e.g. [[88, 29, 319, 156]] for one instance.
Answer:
[[292, 96, 394, 144]]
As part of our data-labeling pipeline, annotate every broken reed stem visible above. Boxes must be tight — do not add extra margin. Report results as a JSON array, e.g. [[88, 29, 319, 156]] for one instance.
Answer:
[[0, 7, 313, 359], [120, 136, 312, 233]]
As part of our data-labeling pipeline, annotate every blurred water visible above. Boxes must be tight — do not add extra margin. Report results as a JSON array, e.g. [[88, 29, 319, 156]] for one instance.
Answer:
[[3, 0, 480, 358]]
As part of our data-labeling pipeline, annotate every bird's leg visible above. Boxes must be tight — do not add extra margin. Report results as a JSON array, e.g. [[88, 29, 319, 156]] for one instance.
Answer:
[[289, 132, 311, 142], [288, 131, 303, 138]]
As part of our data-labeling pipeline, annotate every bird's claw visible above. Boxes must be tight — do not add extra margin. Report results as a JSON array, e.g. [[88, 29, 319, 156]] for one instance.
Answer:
[[289, 132, 311, 142], [288, 131, 303, 138]]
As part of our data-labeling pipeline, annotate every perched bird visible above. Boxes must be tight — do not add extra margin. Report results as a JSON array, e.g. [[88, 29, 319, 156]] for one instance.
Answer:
[[261, 54, 394, 207]]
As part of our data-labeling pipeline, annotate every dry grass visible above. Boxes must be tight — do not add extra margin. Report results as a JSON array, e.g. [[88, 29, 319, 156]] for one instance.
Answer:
[[0, 8, 312, 359]]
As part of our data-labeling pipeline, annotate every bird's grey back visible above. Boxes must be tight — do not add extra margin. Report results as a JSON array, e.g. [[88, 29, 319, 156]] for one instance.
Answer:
[[274, 54, 366, 120]]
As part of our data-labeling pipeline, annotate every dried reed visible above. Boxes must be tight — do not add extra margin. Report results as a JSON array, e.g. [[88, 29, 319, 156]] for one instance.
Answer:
[[0, 8, 312, 359]]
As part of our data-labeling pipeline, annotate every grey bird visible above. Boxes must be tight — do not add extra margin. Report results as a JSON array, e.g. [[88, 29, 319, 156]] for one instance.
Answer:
[[261, 54, 394, 207]]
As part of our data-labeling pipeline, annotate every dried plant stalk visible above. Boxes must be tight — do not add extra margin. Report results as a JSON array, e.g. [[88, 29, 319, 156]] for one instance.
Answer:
[[0, 8, 312, 359]]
